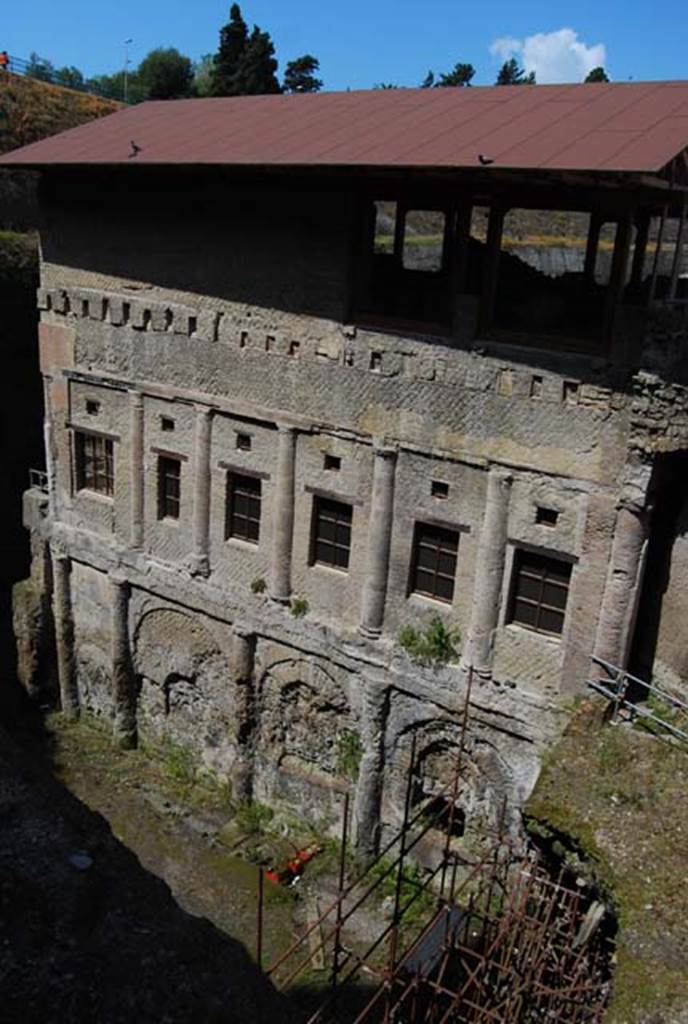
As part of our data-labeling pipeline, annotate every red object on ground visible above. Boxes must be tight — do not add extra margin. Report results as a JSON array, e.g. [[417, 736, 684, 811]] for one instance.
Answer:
[[266, 845, 322, 886]]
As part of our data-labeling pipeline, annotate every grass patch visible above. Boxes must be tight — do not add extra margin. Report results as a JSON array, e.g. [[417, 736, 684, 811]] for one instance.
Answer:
[[527, 704, 688, 1023], [335, 729, 363, 782]]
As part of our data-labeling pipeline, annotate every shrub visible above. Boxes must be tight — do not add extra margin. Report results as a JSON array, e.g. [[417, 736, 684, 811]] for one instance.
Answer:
[[250, 576, 267, 594], [235, 800, 274, 835], [291, 597, 309, 618], [398, 616, 460, 666], [336, 729, 364, 781]]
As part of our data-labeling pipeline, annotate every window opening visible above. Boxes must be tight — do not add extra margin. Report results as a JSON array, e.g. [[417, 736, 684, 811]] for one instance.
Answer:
[[530, 375, 544, 399], [536, 507, 559, 527], [431, 481, 449, 499], [311, 496, 352, 571], [508, 550, 571, 636], [161, 417, 175, 432], [157, 456, 181, 520], [75, 431, 113, 496], [226, 473, 261, 544], [324, 454, 341, 472], [402, 210, 446, 272], [236, 433, 252, 451], [86, 400, 100, 416], [409, 523, 459, 603]]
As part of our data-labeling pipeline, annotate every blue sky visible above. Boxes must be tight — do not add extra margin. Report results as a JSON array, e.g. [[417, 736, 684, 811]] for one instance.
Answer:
[[3, 1, 686, 88]]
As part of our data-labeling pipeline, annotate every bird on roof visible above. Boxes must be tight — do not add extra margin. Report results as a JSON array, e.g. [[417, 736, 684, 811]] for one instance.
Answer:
[[478, 154, 494, 166], [129, 140, 142, 159]]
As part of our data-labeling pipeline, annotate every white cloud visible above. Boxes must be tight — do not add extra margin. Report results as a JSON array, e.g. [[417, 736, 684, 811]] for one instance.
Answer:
[[489, 28, 606, 84]]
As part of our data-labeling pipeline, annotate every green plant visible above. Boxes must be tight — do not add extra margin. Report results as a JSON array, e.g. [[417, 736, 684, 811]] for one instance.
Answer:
[[234, 799, 274, 835], [336, 729, 364, 781], [398, 616, 460, 666], [250, 576, 267, 594], [291, 596, 309, 618], [161, 740, 196, 784]]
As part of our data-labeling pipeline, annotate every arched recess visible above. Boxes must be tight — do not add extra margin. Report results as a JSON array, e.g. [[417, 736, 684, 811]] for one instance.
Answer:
[[132, 607, 235, 778], [382, 718, 517, 855], [254, 656, 358, 817]]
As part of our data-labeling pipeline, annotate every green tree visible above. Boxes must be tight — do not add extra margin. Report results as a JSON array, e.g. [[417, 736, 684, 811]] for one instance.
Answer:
[[193, 54, 216, 96], [496, 58, 535, 85], [137, 47, 193, 99], [420, 70, 435, 88], [235, 26, 281, 94], [26, 53, 54, 82], [283, 54, 322, 93], [374, 83, 400, 89], [585, 66, 609, 83], [54, 66, 85, 90], [211, 3, 249, 95], [437, 62, 475, 87]]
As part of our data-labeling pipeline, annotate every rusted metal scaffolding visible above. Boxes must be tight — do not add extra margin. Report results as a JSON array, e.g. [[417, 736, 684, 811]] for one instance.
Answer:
[[261, 671, 613, 1022]]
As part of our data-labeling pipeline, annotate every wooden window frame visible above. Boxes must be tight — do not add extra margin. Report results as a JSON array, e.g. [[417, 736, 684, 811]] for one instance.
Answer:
[[226, 472, 262, 545], [157, 455, 181, 520], [408, 522, 459, 604], [507, 549, 572, 637], [74, 430, 114, 497], [310, 496, 352, 572]]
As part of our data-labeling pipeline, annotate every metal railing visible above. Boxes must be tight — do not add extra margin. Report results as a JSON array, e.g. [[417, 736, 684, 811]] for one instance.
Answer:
[[588, 655, 688, 745], [2, 53, 126, 103]]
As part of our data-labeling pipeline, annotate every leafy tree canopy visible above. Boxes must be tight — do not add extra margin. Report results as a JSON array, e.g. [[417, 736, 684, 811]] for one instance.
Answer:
[[137, 48, 193, 99], [210, 4, 282, 96], [212, 3, 249, 95], [496, 58, 535, 85], [585, 66, 610, 83], [283, 54, 322, 93], [54, 66, 85, 90]]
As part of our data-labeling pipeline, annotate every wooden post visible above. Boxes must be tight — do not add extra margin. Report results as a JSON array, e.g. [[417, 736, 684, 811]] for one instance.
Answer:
[[584, 213, 603, 286], [604, 211, 634, 341], [478, 205, 504, 336], [669, 200, 687, 301], [630, 210, 651, 292], [649, 206, 668, 303]]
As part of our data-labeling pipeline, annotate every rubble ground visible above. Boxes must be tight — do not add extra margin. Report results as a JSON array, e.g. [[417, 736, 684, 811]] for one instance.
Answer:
[[526, 701, 688, 1024]]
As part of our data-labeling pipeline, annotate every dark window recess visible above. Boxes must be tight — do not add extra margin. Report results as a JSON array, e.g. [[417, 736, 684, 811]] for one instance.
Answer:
[[158, 456, 181, 520], [161, 417, 175, 432], [409, 523, 459, 603], [356, 200, 451, 328], [564, 380, 580, 405], [324, 454, 341, 472], [311, 497, 352, 571], [431, 481, 449, 499], [508, 550, 571, 637], [86, 400, 100, 416], [265, 335, 275, 352], [288, 340, 300, 357], [536, 506, 559, 527], [236, 433, 252, 451], [531, 375, 544, 399], [239, 331, 248, 349], [75, 431, 114, 496], [370, 351, 382, 372], [227, 473, 261, 544]]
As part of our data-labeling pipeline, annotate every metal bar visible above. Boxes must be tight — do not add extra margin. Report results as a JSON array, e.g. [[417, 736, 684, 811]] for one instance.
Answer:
[[440, 667, 472, 899], [330, 790, 350, 989], [389, 731, 417, 970], [256, 866, 264, 971]]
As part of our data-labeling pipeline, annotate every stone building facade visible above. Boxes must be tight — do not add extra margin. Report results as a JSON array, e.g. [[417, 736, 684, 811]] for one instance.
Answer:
[[6, 86, 688, 854]]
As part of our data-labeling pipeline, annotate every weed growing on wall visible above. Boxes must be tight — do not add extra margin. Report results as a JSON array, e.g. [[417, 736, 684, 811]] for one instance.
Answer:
[[336, 729, 364, 781], [250, 576, 266, 594], [290, 597, 309, 618], [398, 616, 460, 666]]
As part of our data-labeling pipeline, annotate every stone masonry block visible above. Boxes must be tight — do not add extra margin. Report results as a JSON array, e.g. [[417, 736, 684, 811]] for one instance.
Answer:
[[149, 304, 171, 332], [129, 300, 150, 330], [108, 297, 128, 326], [196, 310, 219, 343], [39, 322, 76, 375], [36, 288, 50, 311], [48, 289, 69, 314]]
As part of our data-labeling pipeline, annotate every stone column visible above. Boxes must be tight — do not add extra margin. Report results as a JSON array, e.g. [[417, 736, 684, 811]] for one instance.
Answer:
[[593, 504, 649, 671], [359, 443, 397, 638], [129, 390, 145, 549], [463, 468, 512, 678], [110, 574, 137, 749], [353, 682, 388, 862], [191, 405, 213, 576], [51, 546, 78, 718], [43, 375, 57, 520], [230, 626, 256, 801], [270, 425, 297, 602]]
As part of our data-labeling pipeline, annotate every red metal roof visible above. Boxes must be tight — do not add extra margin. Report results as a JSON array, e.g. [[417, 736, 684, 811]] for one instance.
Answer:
[[3, 82, 688, 174]]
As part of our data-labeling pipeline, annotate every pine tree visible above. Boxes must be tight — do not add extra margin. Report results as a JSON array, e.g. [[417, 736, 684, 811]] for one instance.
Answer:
[[283, 55, 323, 93], [585, 66, 609, 83], [420, 70, 435, 88], [211, 3, 249, 96], [437, 63, 475, 87], [496, 58, 535, 85], [235, 27, 281, 95]]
